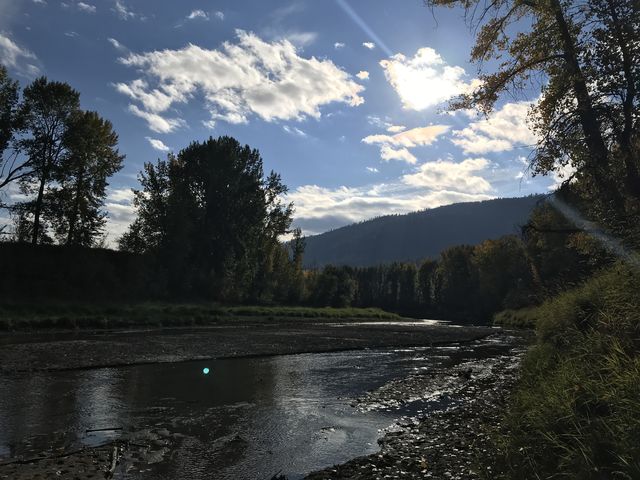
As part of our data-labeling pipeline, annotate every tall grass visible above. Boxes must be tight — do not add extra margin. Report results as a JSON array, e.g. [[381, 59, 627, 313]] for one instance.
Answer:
[[489, 264, 640, 479]]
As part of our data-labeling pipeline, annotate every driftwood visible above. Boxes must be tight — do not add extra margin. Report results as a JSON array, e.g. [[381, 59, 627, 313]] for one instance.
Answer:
[[86, 427, 123, 434], [104, 445, 119, 479]]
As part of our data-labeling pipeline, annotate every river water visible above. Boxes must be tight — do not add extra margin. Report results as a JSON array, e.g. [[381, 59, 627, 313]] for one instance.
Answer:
[[0, 334, 515, 479]]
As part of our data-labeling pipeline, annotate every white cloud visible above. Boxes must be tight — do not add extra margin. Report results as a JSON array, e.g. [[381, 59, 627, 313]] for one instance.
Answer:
[[283, 125, 307, 137], [105, 187, 136, 244], [128, 105, 185, 134], [334, 42, 345, 49], [402, 158, 493, 193], [77, 2, 96, 13], [363, 124, 449, 165], [387, 125, 406, 133], [108, 37, 127, 51], [284, 31, 318, 47], [356, 70, 369, 80], [145, 137, 171, 152], [214, 11, 224, 20], [187, 9, 208, 20], [113, 0, 136, 19], [366, 166, 379, 173], [0, 33, 40, 76], [451, 101, 537, 154], [65, 31, 79, 38], [363, 124, 449, 148], [363, 42, 375, 50], [380, 145, 417, 164], [287, 180, 493, 236], [380, 47, 479, 110], [32, 0, 47, 4], [549, 162, 577, 190], [117, 30, 364, 131]]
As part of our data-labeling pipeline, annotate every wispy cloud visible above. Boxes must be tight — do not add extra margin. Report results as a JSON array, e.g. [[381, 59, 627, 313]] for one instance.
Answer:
[[145, 137, 171, 152], [0, 33, 40, 77], [107, 37, 127, 52], [283, 125, 308, 137], [113, 0, 136, 20], [362, 41, 375, 50], [77, 2, 96, 13], [186, 9, 208, 20]]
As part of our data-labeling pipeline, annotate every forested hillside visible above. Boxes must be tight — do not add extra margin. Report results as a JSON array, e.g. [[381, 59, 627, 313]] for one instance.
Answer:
[[302, 196, 542, 267]]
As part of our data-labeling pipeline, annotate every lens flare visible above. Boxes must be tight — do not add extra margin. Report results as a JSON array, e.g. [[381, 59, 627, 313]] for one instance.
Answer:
[[202, 367, 210, 375]]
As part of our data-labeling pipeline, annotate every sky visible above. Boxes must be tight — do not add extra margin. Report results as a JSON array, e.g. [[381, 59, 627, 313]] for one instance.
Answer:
[[0, 0, 560, 243]]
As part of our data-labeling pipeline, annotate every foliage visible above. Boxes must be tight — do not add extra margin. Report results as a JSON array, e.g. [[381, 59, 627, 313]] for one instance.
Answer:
[[0, 302, 402, 331], [304, 233, 536, 322], [0, 66, 20, 192], [426, 0, 640, 210], [47, 110, 124, 246], [16, 77, 81, 244], [488, 264, 640, 479], [119, 136, 299, 303]]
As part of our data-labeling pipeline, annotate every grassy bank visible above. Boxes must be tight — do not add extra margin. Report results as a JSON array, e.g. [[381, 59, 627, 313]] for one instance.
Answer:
[[493, 307, 540, 329], [486, 263, 640, 478], [0, 304, 404, 331]]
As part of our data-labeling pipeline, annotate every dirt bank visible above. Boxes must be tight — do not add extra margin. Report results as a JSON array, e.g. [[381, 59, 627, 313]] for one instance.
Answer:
[[0, 319, 495, 372]]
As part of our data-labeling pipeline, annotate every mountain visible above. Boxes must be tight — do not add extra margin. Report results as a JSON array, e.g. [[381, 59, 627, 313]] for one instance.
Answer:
[[301, 195, 543, 268]]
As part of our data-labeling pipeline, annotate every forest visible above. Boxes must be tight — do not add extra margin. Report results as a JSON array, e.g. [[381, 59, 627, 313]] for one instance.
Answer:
[[1, 0, 639, 476]]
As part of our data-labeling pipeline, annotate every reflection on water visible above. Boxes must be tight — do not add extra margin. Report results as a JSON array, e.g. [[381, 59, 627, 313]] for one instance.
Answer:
[[0, 340, 512, 479]]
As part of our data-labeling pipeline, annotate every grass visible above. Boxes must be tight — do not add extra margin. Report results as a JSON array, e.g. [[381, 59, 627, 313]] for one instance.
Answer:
[[493, 307, 540, 329], [485, 263, 640, 479], [0, 303, 404, 331]]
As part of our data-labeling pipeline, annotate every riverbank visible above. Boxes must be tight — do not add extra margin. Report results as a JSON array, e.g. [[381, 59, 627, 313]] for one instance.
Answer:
[[0, 304, 404, 331], [0, 317, 494, 372], [306, 334, 526, 479]]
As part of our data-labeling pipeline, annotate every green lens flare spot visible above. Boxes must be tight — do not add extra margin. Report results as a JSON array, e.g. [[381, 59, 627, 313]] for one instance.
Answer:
[[202, 367, 210, 375]]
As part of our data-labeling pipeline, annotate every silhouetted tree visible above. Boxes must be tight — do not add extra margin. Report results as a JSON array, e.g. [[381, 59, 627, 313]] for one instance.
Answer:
[[120, 136, 294, 301], [0, 66, 21, 192], [47, 110, 124, 246], [16, 78, 80, 244]]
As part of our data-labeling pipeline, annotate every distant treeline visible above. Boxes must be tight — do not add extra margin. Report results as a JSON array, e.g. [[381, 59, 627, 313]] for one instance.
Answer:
[[301, 199, 607, 321]]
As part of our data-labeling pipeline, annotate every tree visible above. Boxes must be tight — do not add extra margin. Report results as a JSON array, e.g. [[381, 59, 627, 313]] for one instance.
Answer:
[[0, 66, 20, 186], [47, 110, 124, 246], [120, 136, 294, 300], [17, 78, 80, 244], [418, 259, 438, 310], [425, 0, 640, 205], [433, 245, 478, 318]]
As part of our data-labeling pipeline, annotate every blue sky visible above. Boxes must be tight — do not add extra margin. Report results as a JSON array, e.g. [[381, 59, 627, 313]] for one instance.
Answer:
[[0, 0, 558, 242]]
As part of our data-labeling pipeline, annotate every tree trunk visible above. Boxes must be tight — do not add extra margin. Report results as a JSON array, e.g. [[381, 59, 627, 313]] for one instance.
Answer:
[[31, 163, 48, 245], [549, 0, 622, 202], [606, 0, 640, 198], [66, 164, 84, 245]]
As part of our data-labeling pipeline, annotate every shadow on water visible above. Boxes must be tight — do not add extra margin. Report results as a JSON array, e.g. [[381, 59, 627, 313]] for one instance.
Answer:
[[0, 335, 518, 479]]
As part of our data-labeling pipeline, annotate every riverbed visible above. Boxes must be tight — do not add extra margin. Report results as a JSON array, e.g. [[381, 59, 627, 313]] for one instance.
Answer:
[[0, 320, 524, 479]]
